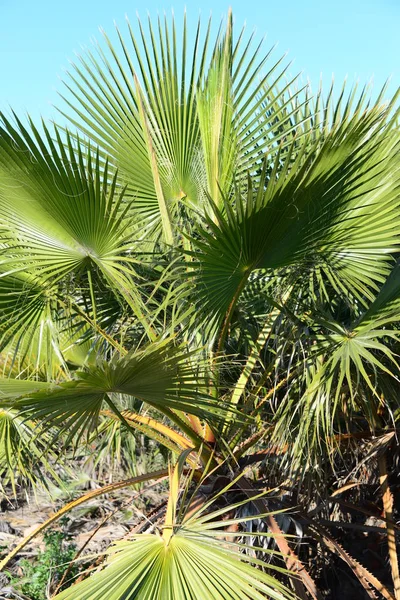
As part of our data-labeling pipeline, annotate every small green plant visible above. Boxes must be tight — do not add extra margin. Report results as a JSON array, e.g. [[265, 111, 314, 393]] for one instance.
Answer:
[[12, 520, 81, 600]]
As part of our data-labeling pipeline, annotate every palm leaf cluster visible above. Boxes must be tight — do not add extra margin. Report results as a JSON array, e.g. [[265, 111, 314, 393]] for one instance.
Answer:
[[1, 9, 400, 599]]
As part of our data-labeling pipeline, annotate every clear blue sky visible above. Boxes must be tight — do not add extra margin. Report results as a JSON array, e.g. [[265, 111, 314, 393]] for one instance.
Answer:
[[1, 0, 399, 127]]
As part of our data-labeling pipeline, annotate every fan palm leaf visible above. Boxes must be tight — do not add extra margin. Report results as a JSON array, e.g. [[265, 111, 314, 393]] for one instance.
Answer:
[[272, 261, 400, 477], [0, 341, 241, 446], [0, 114, 153, 342], [186, 94, 400, 339], [53, 460, 293, 600], [57, 11, 307, 240]]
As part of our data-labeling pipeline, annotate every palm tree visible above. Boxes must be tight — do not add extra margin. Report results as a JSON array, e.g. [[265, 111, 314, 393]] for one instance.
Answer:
[[0, 9, 400, 599]]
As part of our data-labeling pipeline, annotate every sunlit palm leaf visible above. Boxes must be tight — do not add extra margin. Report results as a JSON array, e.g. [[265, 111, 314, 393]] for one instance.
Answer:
[[0, 408, 57, 493], [355, 262, 400, 331], [0, 114, 153, 339], [0, 378, 52, 397], [186, 95, 400, 338], [57, 12, 305, 238], [272, 277, 400, 476], [54, 462, 292, 600], [0, 272, 71, 379], [54, 533, 293, 600], [5, 342, 240, 444]]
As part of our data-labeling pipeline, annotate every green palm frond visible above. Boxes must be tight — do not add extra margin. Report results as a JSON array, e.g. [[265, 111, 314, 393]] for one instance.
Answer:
[[186, 93, 400, 339], [0, 378, 52, 397], [4, 341, 241, 445], [54, 461, 293, 600], [54, 533, 293, 600], [57, 12, 306, 239], [272, 282, 400, 477], [0, 114, 153, 340], [355, 262, 400, 331], [0, 272, 69, 379], [0, 407, 58, 493], [0, 112, 158, 375]]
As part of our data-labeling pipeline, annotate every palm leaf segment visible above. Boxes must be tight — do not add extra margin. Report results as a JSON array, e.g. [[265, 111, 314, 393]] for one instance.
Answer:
[[0, 114, 154, 375], [0, 116, 133, 279], [58, 11, 304, 241], [0, 407, 56, 492], [272, 258, 400, 476], [0, 342, 236, 445], [187, 96, 400, 337], [54, 535, 291, 600], [54, 462, 293, 600]]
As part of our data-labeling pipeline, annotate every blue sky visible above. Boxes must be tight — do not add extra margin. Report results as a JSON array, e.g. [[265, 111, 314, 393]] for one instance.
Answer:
[[1, 0, 398, 127]]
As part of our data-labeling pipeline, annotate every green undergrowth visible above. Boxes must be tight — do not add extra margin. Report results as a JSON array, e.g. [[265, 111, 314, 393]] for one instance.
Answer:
[[11, 519, 87, 600]]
